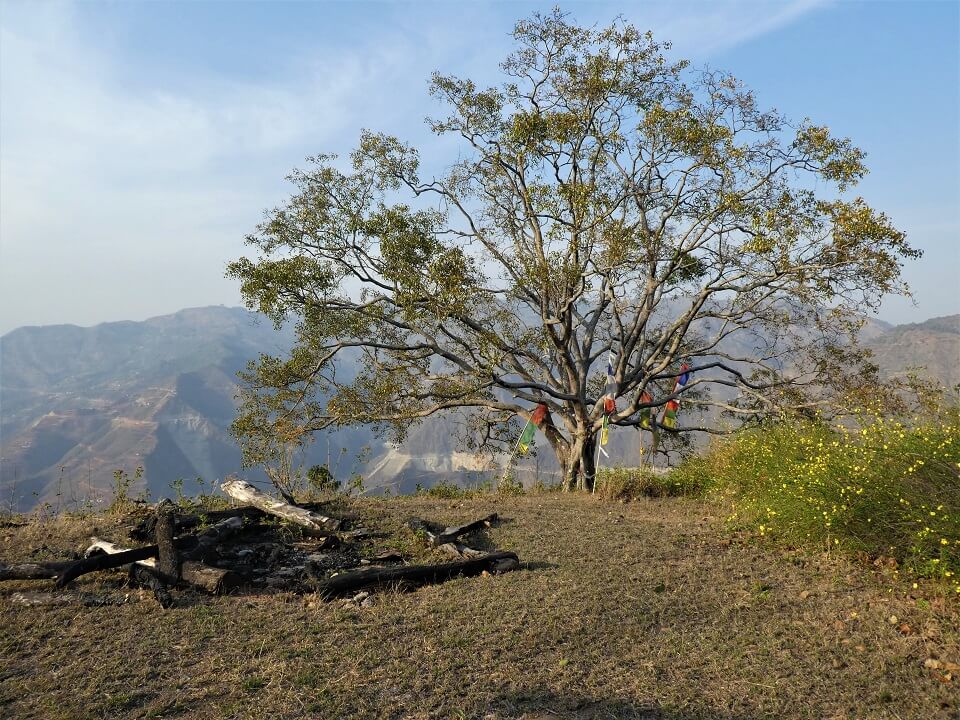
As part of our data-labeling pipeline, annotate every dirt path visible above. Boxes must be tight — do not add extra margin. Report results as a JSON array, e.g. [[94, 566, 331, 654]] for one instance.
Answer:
[[0, 495, 957, 719]]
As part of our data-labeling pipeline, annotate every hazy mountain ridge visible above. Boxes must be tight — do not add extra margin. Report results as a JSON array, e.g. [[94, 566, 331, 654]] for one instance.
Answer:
[[1, 307, 956, 510], [863, 314, 960, 390], [0, 307, 297, 509]]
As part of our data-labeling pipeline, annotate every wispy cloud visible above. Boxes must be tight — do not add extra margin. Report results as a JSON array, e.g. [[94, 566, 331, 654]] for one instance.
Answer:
[[650, 0, 828, 57], [0, 1, 826, 334], [0, 3, 447, 333]]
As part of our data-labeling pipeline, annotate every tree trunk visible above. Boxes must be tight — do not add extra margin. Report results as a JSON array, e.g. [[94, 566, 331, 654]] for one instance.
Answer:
[[557, 430, 599, 493], [581, 434, 597, 493], [562, 449, 580, 492]]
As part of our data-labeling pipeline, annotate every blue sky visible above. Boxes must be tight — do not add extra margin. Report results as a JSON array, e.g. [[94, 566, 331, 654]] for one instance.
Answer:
[[1, 0, 957, 334]]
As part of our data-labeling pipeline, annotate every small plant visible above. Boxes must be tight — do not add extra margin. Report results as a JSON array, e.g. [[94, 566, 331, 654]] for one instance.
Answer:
[[241, 676, 267, 693], [170, 478, 188, 508], [108, 466, 143, 514], [346, 473, 365, 496], [33, 501, 54, 524], [307, 464, 341, 494], [416, 480, 471, 499], [496, 472, 525, 496]]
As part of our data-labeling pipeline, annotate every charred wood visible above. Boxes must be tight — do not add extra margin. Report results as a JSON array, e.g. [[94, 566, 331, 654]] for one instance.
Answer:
[[315, 551, 519, 599], [155, 500, 179, 582], [86, 537, 240, 595], [130, 506, 265, 541], [436, 542, 487, 560], [55, 536, 199, 588]]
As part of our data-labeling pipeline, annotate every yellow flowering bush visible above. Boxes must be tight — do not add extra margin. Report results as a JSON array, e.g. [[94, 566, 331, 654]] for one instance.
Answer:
[[675, 405, 960, 593]]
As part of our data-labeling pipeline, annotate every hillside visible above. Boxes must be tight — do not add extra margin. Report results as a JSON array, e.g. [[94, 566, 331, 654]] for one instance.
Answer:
[[1, 308, 957, 511], [0, 307, 301, 509], [863, 314, 960, 389], [0, 494, 956, 719]]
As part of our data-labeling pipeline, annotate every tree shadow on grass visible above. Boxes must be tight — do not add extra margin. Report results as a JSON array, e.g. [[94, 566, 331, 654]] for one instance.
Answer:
[[489, 689, 774, 720]]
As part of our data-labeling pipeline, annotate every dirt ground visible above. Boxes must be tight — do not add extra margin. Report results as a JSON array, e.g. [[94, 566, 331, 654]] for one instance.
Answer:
[[1, 494, 957, 719]]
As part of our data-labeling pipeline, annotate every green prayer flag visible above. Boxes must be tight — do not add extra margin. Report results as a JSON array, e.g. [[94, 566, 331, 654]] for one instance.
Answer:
[[517, 420, 536, 454]]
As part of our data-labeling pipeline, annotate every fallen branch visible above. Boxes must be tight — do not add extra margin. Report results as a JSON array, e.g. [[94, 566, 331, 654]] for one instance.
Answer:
[[221, 478, 341, 532], [315, 551, 519, 599], [437, 542, 488, 560], [408, 513, 498, 547], [0, 561, 76, 581]]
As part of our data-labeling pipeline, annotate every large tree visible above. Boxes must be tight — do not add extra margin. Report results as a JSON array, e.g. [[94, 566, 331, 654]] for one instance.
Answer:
[[228, 11, 918, 492]]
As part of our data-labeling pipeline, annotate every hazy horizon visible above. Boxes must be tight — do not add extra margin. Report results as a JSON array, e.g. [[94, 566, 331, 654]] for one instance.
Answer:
[[2, 0, 958, 336]]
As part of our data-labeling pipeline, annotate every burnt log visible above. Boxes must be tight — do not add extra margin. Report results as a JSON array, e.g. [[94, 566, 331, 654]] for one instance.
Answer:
[[128, 564, 174, 608], [315, 551, 519, 599], [221, 478, 341, 532], [55, 515, 241, 588], [130, 506, 265, 541], [177, 563, 240, 594], [86, 537, 240, 595], [182, 516, 244, 560], [55, 536, 200, 588], [65, 515, 242, 587], [155, 500, 179, 581], [436, 542, 487, 560]]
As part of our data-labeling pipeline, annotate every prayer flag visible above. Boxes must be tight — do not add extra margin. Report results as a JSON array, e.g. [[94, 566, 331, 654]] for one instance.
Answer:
[[639, 390, 653, 430], [661, 399, 680, 429], [604, 352, 618, 411], [660, 363, 691, 429], [517, 403, 549, 454]]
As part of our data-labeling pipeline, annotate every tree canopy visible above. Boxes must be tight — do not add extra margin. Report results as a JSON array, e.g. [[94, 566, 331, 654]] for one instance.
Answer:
[[228, 10, 918, 491]]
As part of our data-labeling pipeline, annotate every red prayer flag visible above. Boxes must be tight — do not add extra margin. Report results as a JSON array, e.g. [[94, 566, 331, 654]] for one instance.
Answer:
[[530, 403, 548, 426]]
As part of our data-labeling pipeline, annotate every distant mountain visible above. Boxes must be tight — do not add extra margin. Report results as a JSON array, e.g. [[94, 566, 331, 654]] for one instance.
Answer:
[[0, 307, 293, 509], [863, 315, 960, 389], [1, 307, 956, 510]]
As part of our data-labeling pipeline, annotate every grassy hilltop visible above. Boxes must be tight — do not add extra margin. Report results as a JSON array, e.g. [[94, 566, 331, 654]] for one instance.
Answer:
[[1, 402, 958, 719], [1, 485, 957, 720]]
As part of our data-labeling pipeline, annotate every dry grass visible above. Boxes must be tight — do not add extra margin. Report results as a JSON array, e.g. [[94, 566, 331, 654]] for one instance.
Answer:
[[1, 494, 957, 719]]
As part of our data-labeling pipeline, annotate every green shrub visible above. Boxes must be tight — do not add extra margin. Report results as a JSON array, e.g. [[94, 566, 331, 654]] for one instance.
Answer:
[[415, 480, 474, 499], [594, 465, 706, 501], [307, 464, 341, 494], [684, 408, 960, 593]]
